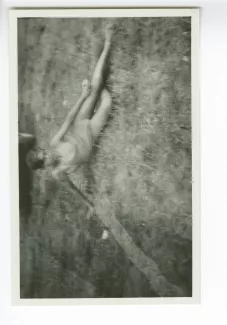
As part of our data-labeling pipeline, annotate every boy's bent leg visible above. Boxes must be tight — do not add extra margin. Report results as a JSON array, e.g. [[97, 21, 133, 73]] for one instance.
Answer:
[[75, 25, 113, 123], [90, 89, 112, 138]]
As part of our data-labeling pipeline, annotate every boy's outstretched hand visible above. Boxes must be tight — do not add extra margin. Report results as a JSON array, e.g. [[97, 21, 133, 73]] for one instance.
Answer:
[[86, 205, 96, 220]]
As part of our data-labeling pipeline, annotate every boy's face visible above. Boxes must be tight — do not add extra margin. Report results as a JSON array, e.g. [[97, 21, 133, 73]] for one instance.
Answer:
[[36, 149, 45, 162], [26, 148, 46, 169]]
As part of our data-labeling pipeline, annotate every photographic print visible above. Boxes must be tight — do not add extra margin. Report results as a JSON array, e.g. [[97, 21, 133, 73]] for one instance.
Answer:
[[10, 9, 199, 303]]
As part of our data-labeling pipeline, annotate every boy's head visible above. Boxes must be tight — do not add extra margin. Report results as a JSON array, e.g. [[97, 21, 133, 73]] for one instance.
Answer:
[[26, 148, 46, 170]]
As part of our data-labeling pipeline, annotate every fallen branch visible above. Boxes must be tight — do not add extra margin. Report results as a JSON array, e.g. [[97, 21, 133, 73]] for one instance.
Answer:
[[95, 205, 184, 297], [62, 175, 95, 219], [61, 174, 183, 297]]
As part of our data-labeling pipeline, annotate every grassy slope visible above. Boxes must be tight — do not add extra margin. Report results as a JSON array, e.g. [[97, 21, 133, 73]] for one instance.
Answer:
[[18, 17, 192, 298]]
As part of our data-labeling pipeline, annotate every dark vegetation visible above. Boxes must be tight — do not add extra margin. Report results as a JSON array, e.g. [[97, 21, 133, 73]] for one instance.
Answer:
[[18, 17, 192, 298]]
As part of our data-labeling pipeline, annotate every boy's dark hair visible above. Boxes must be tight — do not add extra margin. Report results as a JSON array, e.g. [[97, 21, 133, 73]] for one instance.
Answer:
[[26, 149, 45, 170]]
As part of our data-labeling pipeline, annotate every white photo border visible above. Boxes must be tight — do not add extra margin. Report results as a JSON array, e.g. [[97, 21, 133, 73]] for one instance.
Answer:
[[9, 7, 200, 306]]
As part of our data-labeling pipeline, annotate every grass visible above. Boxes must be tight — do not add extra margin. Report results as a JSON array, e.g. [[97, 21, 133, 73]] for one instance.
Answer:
[[18, 17, 192, 298]]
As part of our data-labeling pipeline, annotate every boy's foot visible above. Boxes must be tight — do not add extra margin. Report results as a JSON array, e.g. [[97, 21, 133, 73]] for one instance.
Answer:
[[105, 22, 115, 44]]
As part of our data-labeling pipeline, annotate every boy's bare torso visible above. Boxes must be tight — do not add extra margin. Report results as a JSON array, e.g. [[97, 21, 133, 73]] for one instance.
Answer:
[[49, 79, 94, 178], [52, 119, 94, 176]]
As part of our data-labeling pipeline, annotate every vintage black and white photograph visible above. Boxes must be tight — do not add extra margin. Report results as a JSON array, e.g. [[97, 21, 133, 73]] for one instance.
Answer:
[[11, 9, 199, 302]]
